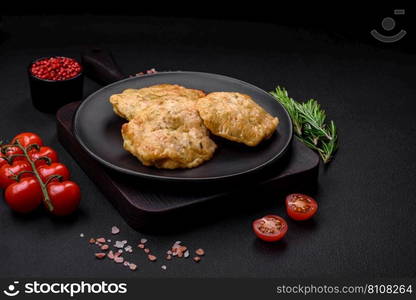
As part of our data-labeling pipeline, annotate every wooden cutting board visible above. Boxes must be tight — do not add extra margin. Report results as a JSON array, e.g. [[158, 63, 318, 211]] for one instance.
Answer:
[[56, 102, 319, 231]]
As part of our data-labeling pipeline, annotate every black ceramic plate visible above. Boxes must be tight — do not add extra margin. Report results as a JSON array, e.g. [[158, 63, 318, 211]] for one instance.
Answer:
[[74, 72, 293, 181]]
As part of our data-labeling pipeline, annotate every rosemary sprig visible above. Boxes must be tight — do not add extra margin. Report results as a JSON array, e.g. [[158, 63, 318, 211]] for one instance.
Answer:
[[271, 86, 338, 164]]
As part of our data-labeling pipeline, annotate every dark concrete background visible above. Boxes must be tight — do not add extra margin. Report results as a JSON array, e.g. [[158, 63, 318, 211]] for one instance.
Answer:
[[0, 15, 415, 278]]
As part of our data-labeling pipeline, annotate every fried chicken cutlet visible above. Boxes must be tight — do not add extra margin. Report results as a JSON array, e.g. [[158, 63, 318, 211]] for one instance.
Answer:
[[109, 84, 206, 120]]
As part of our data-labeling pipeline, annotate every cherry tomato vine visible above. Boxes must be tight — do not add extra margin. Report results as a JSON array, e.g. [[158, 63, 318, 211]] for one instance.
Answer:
[[0, 132, 80, 215]]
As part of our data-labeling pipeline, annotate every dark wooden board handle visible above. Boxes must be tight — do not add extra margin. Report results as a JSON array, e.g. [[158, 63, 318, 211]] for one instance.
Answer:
[[81, 48, 125, 85]]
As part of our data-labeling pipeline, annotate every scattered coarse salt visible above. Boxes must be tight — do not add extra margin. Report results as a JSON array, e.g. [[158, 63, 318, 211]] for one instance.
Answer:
[[89, 238, 96, 244], [144, 248, 150, 254], [140, 238, 148, 244], [166, 254, 172, 260], [124, 246, 133, 253], [161, 265, 167, 270], [101, 244, 109, 251], [96, 237, 106, 243], [193, 256, 201, 263], [184, 250, 190, 258], [123, 261, 130, 266], [111, 226, 120, 235], [138, 244, 145, 249], [114, 241, 126, 248], [174, 241, 181, 245], [107, 239, 111, 243], [129, 263, 137, 271], [107, 251, 115, 260], [80, 233, 84, 237], [148, 254, 157, 262], [118, 249, 123, 253]]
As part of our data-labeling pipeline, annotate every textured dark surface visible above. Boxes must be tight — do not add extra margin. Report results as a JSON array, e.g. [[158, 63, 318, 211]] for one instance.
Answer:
[[0, 15, 415, 279], [58, 101, 317, 229]]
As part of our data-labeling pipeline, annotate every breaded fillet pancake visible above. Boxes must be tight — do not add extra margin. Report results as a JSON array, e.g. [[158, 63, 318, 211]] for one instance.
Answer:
[[121, 99, 217, 169], [109, 84, 206, 120], [196, 92, 279, 146]]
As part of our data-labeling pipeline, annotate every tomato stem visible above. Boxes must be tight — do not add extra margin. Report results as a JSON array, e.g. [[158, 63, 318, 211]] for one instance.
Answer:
[[44, 174, 63, 185], [15, 140, 54, 212], [35, 156, 52, 165]]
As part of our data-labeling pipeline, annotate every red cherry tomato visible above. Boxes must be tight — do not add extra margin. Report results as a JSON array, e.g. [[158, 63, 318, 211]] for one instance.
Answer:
[[37, 163, 70, 183], [11, 132, 43, 148], [47, 180, 80, 216], [28, 146, 59, 167], [0, 161, 32, 189], [1, 145, 26, 163], [5, 177, 42, 213], [285, 193, 318, 221], [252, 215, 288, 242]]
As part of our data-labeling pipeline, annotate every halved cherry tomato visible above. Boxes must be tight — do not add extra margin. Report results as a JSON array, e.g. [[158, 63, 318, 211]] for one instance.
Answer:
[[28, 146, 59, 167], [285, 193, 318, 221], [0, 161, 32, 189], [5, 177, 42, 213], [252, 215, 288, 242], [37, 163, 70, 183], [11, 132, 43, 148], [47, 180, 80, 216]]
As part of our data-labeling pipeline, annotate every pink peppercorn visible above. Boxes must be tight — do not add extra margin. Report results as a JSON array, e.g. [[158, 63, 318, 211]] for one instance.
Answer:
[[30, 57, 82, 81]]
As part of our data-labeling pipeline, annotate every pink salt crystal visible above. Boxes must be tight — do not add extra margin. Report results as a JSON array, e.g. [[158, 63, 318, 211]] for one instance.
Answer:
[[111, 226, 120, 235], [114, 256, 124, 263]]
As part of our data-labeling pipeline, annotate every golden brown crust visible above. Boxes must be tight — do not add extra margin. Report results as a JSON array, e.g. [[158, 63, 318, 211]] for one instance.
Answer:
[[122, 99, 216, 169], [196, 92, 279, 146]]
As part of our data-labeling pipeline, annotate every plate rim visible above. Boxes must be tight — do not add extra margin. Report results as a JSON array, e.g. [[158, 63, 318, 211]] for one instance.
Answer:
[[73, 71, 293, 182]]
